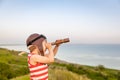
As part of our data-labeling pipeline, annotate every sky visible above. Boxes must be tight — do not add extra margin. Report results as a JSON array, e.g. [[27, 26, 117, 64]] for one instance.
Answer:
[[0, 0, 120, 44]]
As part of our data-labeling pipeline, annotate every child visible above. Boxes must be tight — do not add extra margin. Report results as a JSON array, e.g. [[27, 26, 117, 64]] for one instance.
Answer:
[[26, 33, 60, 80]]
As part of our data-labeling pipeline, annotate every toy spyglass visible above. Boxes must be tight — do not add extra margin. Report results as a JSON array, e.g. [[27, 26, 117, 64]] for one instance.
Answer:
[[51, 38, 70, 45]]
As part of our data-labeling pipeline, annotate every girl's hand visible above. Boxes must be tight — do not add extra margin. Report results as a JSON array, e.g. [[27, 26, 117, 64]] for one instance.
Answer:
[[56, 44, 60, 47], [46, 43, 52, 50]]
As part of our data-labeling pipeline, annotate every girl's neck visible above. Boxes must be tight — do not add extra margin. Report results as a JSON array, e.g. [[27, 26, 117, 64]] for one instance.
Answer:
[[31, 49, 39, 55], [31, 49, 44, 56]]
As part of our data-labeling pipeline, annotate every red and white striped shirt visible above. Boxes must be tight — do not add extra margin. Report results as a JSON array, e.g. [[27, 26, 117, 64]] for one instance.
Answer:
[[28, 53, 48, 80]]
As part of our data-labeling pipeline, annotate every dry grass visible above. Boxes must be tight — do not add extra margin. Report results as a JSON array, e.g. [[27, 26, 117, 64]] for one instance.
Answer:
[[11, 69, 90, 80], [10, 75, 30, 80], [48, 68, 90, 80]]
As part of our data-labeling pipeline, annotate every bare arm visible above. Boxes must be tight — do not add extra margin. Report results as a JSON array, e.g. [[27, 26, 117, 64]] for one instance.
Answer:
[[53, 44, 60, 56], [31, 43, 54, 64]]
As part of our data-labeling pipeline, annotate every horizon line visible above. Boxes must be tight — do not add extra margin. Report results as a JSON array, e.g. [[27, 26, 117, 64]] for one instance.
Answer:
[[0, 43, 120, 46]]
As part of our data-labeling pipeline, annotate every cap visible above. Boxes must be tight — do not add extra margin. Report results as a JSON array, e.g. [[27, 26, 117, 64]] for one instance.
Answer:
[[26, 33, 47, 51]]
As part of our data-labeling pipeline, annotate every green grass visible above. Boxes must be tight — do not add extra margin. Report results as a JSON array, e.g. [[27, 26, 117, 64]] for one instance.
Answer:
[[0, 48, 29, 80], [51, 62, 120, 80]]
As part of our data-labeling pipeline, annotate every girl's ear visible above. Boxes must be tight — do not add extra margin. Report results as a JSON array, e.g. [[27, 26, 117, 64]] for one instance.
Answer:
[[28, 45, 37, 52]]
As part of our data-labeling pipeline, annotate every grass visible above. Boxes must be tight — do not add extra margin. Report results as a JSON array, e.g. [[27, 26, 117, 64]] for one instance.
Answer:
[[0, 48, 29, 80], [11, 69, 90, 80], [48, 68, 90, 80], [10, 75, 30, 80], [51, 62, 120, 80]]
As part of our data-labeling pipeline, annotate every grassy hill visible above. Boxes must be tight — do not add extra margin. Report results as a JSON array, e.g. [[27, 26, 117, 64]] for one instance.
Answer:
[[0, 48, 120, 80], [0, 48, 29, 80]]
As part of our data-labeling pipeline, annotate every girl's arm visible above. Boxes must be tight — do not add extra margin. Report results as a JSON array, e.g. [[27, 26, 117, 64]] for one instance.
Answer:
[[31, 43, 54, 64], [53, 44, 60, 56]]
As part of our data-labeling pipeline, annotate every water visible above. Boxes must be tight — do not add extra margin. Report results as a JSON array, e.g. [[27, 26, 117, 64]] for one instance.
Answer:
[[0, 44, 120, 70]]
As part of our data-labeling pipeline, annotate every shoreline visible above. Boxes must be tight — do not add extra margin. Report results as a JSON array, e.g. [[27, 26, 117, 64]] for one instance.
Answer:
[[54, 58, 120, 71]]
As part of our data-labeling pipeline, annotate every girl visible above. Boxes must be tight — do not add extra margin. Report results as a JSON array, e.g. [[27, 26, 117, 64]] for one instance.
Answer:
[[26, 33, 60, 80]]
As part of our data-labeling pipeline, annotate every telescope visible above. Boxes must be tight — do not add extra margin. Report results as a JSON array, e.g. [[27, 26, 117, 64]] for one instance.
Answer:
[[51, 38, 70, 45]]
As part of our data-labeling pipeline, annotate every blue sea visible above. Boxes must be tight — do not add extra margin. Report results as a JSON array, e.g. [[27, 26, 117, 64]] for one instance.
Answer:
[[0, 44, 120, 70]]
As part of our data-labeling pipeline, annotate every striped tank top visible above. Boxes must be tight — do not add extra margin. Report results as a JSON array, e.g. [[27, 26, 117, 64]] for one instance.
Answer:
[[28, 53, 48, 80]]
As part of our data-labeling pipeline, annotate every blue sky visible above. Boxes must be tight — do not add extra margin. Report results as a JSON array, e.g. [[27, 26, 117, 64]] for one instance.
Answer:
[[0, 0, 120, 44]]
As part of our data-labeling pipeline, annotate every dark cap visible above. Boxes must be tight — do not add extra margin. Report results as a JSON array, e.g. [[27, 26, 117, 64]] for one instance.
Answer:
[[26, 33, 47, 51]]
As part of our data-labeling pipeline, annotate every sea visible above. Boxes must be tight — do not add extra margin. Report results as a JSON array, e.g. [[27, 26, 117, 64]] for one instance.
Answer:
[[0, 44, 120, 70]]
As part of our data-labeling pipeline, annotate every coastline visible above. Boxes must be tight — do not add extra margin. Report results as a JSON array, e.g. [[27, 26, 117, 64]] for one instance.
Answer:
[[0, 47, 120, 80], [0, 46, 120, 70], [54, 58, 120, 71]]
